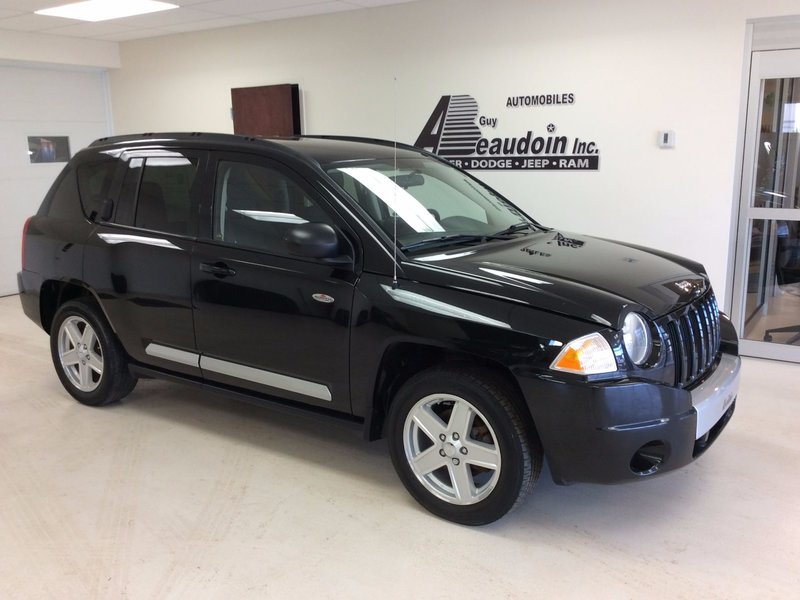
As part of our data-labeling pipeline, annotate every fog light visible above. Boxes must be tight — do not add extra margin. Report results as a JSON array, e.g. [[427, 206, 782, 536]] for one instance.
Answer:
[[630, 441, 669, 476]]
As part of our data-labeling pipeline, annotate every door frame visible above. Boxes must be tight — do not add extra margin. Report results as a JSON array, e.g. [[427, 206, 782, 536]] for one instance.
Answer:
[[730, 47, 800, 362]]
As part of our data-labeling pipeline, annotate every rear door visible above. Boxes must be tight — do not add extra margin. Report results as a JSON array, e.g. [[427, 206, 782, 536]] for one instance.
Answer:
[[191, 152, 357, 412], [84, 148, 207, 376]]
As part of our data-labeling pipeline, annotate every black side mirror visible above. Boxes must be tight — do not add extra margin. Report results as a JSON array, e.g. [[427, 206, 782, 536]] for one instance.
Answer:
[[285, 222, 347, 261]]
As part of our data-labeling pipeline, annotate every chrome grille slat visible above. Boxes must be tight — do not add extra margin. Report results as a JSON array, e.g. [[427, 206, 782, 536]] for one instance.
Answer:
[[662, 291, 721, 388], [683, 315, 698, 377], [671, 321, 688, 383], [697, 302, 709, 368]]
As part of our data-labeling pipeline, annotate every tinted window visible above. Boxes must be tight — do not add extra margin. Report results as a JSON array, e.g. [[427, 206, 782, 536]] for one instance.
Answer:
[[213, 160, 335, 254], [135, 156, 199, 235], [43, 168, 82, 220], [77, 159, 118, 220]]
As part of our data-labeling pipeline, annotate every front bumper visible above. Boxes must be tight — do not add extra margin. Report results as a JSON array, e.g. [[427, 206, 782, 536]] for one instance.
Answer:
[[692, 353, 739, 439], [518, 352, 740, 485]]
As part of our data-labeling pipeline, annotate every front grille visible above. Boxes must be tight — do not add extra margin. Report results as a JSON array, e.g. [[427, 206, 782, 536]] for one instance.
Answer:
[[664, 292, 721, 388]]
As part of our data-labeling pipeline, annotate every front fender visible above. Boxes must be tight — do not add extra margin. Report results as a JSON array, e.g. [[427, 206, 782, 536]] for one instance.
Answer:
[[349, 272, 605, 419]]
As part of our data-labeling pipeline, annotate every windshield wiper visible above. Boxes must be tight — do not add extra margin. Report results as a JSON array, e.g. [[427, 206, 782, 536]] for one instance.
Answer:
[[400, 234, 488, 253], [400, 223, 537, 253], [489, 222, 536, 237]]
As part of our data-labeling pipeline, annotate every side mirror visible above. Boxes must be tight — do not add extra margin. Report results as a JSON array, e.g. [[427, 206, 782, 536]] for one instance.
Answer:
[[285, 222, 345, 261]]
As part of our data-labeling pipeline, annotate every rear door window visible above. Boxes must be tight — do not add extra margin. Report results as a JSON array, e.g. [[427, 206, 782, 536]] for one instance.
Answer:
[[114, 150, 203, 235], [135, 156, 199, 235]]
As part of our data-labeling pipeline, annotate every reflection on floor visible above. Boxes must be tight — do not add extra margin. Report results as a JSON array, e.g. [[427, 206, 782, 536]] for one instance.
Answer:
[[744, 282, 800, 344]]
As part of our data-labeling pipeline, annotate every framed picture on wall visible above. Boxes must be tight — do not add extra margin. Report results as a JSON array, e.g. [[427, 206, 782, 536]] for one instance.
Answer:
[[27, 136, 71, 163]]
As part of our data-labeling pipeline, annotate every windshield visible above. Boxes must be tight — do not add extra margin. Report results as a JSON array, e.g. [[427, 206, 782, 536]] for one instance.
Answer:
[[326, 157, 537, 252]]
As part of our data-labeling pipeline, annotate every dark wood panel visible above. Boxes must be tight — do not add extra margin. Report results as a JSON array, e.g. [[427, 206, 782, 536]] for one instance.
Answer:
[[231, 84, 301, 137]]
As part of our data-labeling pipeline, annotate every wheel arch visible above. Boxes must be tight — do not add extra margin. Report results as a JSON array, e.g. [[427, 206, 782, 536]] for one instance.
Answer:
[[364, 341, 539, 445], [40, 280, 101, 334]]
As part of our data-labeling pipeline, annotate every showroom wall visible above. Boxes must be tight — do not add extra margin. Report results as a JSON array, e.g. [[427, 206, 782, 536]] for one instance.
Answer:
[[108, 0, 800, 309], [0, 64, 112, 296], [0, 29, 118, 69]]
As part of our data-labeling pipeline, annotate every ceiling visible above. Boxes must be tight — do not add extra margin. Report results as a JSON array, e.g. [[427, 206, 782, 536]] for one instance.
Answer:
[[0, 0, 419, 42]]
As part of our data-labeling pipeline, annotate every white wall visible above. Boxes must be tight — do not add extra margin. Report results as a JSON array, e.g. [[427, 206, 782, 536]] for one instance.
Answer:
[[0, 64, 111, 295], [0, 30, 119, 69], [108, 0, 800, 309]]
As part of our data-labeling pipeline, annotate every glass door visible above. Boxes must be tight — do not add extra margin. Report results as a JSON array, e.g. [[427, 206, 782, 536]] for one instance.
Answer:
[[732, 48, 800, 361]]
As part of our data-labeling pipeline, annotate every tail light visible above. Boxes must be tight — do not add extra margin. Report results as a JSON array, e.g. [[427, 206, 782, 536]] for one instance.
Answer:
[[21, 216, 33, 270]]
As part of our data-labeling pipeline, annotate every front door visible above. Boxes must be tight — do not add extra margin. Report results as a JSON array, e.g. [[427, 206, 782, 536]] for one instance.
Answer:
[[732, 48, 800, 361], [192, 153, 357, 412]]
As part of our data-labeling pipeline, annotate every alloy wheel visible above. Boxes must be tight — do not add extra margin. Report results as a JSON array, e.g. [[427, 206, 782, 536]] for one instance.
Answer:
[[57, 315, 104, 392], [402, 393, 502, 505]]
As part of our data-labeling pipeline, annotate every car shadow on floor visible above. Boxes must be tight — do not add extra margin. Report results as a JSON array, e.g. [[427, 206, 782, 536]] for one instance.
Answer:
[[110, 377, 711, 534], [111, 378, 399, 489]]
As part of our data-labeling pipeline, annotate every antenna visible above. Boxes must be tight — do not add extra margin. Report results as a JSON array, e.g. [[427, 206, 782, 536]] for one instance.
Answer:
[[392, 76, 399, 290]]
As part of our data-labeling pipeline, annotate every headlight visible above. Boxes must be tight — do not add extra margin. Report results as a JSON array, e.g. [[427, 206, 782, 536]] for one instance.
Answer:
[[550, 332, 617, 375], [622, 312, 652, 365]]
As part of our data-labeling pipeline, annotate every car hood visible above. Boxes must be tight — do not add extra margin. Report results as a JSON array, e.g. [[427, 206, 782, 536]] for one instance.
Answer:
[[403, 230, 709, 327]]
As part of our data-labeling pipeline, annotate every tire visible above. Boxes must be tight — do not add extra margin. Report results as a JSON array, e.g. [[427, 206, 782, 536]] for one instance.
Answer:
[[387, 366, 542, 525], [50, 299, 137, 407]]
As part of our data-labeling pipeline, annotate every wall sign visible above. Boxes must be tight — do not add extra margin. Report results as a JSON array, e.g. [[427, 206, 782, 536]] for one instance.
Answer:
[[414, 94, 599, 171]]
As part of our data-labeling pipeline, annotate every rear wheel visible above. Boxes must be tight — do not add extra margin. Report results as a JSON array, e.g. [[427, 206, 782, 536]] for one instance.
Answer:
[[387, 366, 541, 525], [50, 299, 136, 406]]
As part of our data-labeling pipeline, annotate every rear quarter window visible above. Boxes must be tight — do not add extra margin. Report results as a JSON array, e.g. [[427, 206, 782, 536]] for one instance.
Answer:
[[41, 167, 83, 220]]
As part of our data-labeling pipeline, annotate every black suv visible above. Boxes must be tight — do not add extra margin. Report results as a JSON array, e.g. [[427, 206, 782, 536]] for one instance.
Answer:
[[19, 133, 740, 524]]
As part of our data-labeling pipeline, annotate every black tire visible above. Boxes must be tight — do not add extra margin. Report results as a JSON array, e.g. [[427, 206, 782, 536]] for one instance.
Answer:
[[50, 299, 137, 406], [387, 366, 542, 525]]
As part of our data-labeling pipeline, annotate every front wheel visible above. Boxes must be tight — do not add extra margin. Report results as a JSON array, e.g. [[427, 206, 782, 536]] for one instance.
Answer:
[[50, 299, 136, 406], [387, 366, 541, 525]]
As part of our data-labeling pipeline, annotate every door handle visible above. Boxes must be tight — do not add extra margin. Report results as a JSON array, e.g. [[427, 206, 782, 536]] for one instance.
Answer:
[[200, 262, 237, 278]]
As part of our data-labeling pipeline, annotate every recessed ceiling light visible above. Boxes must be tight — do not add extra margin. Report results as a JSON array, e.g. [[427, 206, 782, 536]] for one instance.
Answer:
[[35, 0, 179, 23]]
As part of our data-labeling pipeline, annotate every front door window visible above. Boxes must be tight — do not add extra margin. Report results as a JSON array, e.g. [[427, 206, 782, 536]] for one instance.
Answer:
[[213, 160, 335, 254]]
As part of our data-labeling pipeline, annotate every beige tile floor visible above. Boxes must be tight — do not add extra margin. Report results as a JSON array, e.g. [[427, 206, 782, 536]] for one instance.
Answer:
[[0, 294, 798, 599]]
